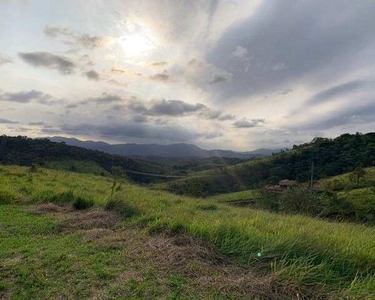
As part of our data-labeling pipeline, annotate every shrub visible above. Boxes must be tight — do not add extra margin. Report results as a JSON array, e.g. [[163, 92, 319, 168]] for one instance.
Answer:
[[279, 188, 321, 215], [0, 188, 17, 204], [72, 196, 94, 210]]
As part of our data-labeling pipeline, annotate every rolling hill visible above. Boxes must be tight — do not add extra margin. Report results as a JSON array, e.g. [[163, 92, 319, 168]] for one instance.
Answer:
[[0, 135, 175, 184], [162, 132, 375, 196]]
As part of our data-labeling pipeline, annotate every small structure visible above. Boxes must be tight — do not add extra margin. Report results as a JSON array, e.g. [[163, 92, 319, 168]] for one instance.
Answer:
[[264, 179, 298, 192], [279, 179, 298, 189]]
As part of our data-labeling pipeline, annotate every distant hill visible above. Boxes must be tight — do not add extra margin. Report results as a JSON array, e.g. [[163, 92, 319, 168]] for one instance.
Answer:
[[47, 136, 284, 159], [162, 132, 375, 196], [0, 135, 176, 184]]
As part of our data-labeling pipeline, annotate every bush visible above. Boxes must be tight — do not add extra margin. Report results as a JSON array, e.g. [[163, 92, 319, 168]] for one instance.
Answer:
[[0, 188, 17, 204], [279, 188, 321, 215], [106, 196, 139, 218], [72, 196, 94, 210]]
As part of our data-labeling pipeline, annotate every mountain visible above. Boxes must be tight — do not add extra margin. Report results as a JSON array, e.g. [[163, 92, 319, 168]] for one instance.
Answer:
[[47, 136, 284, 159]]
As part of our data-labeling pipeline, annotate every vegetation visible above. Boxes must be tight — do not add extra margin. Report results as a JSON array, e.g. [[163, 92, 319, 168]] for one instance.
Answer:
[[0, 135, 174, 184], [163, 132, 375, 196], [1, 166, 375, 298]]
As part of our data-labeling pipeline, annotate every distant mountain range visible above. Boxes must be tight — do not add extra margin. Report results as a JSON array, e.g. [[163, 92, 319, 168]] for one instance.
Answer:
[[46, 136, 285, 159]]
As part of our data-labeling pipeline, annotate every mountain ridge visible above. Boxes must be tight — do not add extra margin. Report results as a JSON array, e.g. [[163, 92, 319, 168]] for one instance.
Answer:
[[46, 136, 285, 159]]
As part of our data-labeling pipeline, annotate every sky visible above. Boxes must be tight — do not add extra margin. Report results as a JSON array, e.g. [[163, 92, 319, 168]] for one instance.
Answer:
[[1, 0, 375, 151]]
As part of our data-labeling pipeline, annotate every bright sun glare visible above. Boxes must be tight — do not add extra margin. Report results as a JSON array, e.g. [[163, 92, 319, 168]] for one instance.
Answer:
[[119, 33, 154, 57]]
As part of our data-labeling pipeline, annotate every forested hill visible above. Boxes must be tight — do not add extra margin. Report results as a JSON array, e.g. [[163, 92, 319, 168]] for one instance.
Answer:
[[0, 135, 172, 183], [164, 132, 375, 196]]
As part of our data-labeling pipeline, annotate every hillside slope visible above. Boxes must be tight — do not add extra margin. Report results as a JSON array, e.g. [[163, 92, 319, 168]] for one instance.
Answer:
[[163, 132, 375, 196], [0, 135, 173, 183], [1, 166, 375, 299]]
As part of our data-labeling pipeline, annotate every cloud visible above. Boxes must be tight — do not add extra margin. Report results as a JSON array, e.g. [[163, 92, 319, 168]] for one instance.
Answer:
[[0, 54, 13, 65], [233, 118, 266, 128], [58, 122, 201, 143], [147, 99, 204, 116], [19, 51, 76, 75], [207, 0, 375, 101], [28, 122, 46, 126], [110, 67, 142, 77], [149, 72, 169, 82], [44, 26, 111, 49], [85, 69, 100, 81], [0, 89, 61, 105], [81, 93, 123, 105], [292, 100, 375, 131], [149, 61, 168, 67], [107, 79, 128, 87], [306, 80, 371, 106], [132, 115, 148, 123], [0, 118, 18, 124], [209, 74, 229, 84]]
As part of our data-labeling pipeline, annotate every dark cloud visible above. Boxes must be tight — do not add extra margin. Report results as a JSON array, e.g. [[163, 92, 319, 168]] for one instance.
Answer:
[[147, 99, 204, 116], [107, 79, 128, 87], [306, 80, 371, 106], [85, 69, 100, 81], [132, 115, 148, 123], [292, 100, 375, 131], [0, 90, 61, 105], [19, 51, 76, 74], [0, 54, 13, 65], [209, 74, 228, 84], [233, 118, 266, 128], [59, 122, 200, 143], [0, 118, 18, 124], [149, 72, 169, 82], [28, 122, 46, 126], [65, 103, 78, 109], [207, 0, 375, 101], [44, 26, 110, 49], [81, 93, 123, 105]]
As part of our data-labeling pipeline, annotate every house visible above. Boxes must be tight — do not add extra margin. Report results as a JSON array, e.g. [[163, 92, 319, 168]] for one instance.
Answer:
[[279, 179, 298, 189]]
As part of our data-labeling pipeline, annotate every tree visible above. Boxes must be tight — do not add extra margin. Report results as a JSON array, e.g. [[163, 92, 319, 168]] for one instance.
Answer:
[[349, 167, 366, 187]]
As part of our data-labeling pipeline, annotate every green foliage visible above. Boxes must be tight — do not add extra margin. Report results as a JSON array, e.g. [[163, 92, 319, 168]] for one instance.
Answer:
[[72, 196, 94, 210], [0, 135, 173, 184], [106, 196, 139, 218], [0, 188, 17, 204], [349, 167, 367, 187], [278, 188, 321, 215], [165, 132, 375, 196]]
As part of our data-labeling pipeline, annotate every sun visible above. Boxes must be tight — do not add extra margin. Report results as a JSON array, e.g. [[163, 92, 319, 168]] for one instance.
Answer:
[[119, 33, 155, 57]]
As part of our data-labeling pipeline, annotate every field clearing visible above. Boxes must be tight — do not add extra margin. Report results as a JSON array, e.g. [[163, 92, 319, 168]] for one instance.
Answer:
[[207, 189, 262, 202], [1, 166, 375, 299]]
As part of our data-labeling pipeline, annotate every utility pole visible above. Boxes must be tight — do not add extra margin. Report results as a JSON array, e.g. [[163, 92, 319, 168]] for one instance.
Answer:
[[310, 161, 314, 194]]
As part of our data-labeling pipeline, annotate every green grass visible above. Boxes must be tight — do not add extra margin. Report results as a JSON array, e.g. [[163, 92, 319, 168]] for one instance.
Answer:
[[1, 165, 375, 298], [323, 166, 375, 190], [45, 160, 110, 176], [208, 189, 262, 202]]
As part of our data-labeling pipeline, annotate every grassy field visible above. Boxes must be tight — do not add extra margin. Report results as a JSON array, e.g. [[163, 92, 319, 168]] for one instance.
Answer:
[[1, 166, 375, 299], [323, 166, 375, 190], [207, 189, 262, 202]]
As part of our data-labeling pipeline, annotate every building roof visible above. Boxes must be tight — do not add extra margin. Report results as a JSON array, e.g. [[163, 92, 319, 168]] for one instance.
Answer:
[[279, 179, 298, 186]]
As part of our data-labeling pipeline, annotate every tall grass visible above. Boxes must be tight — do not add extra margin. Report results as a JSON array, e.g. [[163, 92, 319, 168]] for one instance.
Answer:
[[1, 165, 375, 298]]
